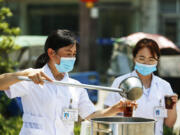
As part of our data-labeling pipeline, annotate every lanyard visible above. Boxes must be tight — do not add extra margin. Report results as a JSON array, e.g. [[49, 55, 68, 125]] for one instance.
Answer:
[[69, 98, 73, 109]]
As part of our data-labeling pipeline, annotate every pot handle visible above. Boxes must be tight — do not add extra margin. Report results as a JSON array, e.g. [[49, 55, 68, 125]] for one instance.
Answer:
[[93, 128, 112, 134]]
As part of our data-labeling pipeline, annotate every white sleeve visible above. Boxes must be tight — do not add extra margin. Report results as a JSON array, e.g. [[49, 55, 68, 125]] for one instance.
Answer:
[[162, 81, 174, 95], [78, 88, 96, 119], [104, 79, 122, 107], [5, 81, 30, 98]]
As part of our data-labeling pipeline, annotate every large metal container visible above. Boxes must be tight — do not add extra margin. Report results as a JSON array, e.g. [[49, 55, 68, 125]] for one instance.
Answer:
[[91, 117, 155, 135]]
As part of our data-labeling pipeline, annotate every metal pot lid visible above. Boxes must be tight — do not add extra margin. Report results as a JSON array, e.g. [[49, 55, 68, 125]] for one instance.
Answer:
[[91, 117, 155, 124]]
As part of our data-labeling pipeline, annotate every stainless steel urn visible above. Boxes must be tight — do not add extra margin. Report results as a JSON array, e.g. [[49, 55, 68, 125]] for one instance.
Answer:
[[91, 117, 155, 135]]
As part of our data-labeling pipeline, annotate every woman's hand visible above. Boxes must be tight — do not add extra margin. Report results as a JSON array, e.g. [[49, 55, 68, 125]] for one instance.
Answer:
[[85, 100, 125, 120], [22, 68, 52, 85], [0, 68, 52, 90], [124, 100, 137, 109], [104, 100, 137, 116], [165, 93, 178, 128], [171, 94, 178, 107], [107, 100, 125, 116], [86, 100, 137, 120]]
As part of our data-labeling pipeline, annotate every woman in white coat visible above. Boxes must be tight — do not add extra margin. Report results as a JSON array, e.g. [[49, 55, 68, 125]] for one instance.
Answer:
[[104, 38, 178, 135], [0, 29, 125, 135]]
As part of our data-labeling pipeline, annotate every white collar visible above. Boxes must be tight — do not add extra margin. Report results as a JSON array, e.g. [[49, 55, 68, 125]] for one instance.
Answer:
[[131, 70, 158, 85], [42, 64, 69, 82]]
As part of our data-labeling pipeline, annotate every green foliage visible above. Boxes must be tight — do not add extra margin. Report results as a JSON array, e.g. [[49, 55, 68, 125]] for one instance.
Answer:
[[0, 1, 21, 74], [0, 1, 22, 135], [0, 114, 22, 135], [164, 125, 175, 135], [0, 93, 11, 116], [74, 122, 81, 135]]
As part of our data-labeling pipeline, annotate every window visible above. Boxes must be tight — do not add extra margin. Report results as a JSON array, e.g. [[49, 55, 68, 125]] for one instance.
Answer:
[[159, 0, 180, 47], [28, 4, 79, 35], [159, 0, 177, 13]]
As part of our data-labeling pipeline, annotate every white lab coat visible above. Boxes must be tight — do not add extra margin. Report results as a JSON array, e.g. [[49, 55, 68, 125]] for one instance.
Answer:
[[5, 64, 95, 135], [104, 70, 174, 135]]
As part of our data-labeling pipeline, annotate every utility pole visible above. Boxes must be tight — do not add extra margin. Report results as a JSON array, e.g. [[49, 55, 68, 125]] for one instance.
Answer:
[[140, 0, 158, 33], [78, 1, 98, 71]]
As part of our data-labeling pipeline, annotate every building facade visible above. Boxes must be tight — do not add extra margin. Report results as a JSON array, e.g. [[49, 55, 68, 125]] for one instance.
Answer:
[[5, 0, 180, 72], [6, 0, 180, 47]]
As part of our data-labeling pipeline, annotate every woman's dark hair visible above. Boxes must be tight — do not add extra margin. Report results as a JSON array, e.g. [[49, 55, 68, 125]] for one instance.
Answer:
[[35, 29, 76, 68], [133, 38, 160, 59]]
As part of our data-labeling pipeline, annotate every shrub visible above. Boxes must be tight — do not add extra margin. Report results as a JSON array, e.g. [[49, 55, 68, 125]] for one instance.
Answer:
[[0, 0, 22, 134], [0, 114, 22, 135]]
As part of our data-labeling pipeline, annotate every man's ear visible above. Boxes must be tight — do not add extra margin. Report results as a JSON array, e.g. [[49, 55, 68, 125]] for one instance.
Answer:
[[47, 48, 55, 59]]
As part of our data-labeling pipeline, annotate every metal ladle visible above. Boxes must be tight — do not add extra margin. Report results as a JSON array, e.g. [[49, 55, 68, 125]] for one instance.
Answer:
[[18, 76, 143, 100]]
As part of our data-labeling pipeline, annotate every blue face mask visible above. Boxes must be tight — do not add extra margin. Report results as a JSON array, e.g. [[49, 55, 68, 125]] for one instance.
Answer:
[[55, 57, 76, 73], [134, 62, 157, 76]]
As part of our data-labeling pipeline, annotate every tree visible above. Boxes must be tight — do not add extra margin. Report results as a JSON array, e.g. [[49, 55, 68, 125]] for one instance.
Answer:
[[0, 0, 20, 74], [0, 1, 22, 134]]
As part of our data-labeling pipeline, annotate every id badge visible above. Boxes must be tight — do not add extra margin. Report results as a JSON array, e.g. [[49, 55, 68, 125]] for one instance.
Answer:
[[62, 108, 78, 122], [153, 106, 167, 118]]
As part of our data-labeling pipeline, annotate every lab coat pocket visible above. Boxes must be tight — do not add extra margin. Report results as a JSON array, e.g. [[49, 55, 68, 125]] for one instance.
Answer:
[[22, 114, 46, 135]]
